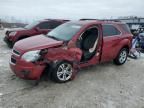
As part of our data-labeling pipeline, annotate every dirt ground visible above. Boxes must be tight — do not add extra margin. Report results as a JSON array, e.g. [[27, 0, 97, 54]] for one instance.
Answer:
[[0, 29, 144, 108]]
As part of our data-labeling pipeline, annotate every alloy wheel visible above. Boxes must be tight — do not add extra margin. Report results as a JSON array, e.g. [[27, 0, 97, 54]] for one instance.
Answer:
[[57, 63, 73, 81]]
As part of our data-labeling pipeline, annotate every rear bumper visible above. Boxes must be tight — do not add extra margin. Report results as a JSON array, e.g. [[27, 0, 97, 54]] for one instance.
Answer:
[[10, 61, 46, 80]]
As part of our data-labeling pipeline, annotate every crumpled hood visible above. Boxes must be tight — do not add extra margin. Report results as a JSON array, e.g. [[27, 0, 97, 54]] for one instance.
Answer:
[[14, 34, 63, 52]]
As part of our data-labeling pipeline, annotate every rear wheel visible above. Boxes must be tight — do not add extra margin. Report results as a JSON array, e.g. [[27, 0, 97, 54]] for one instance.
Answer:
[[51, 61, 73, 83], [114, 48, 128, 65]]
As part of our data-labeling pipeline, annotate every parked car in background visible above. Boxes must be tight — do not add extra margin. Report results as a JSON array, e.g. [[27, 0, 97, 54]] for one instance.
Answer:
[[138, 32, 144, 49], [10, 20, 132, 83], [4, 19, 69, 48]]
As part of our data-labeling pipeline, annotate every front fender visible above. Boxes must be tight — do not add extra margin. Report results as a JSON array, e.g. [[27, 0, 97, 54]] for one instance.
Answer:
[[45, 48, 82, 80], [45, 48, 82, 63]]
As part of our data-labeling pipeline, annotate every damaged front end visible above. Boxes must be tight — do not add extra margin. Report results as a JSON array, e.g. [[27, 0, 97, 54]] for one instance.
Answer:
[[43, 47, 83, 80], [10, 49, 48, 80]]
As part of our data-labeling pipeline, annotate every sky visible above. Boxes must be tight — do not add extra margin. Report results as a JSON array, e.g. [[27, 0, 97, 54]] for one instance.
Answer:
[[0, 0, 144, 22]]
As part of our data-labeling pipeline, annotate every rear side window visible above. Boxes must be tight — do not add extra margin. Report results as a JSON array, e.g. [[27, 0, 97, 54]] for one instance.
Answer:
[[120, 24, 131, 33], [102, 25, 121, 36], [38, 22, 51, 29], [38, 21, 62, 29]]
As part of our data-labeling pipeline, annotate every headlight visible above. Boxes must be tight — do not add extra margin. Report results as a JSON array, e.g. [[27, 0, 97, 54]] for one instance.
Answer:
[[9, 31, 17, 36], [21, 50, 41, 62]]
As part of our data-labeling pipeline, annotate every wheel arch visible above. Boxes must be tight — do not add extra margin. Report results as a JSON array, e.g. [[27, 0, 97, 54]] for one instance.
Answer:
[[121, 45, 130, 53], [117, 39, 131, 55], [45, 59, 76, 82]]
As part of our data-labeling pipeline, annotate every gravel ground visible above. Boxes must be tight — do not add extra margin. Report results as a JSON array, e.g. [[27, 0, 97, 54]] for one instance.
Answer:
[[0, 29, 144, 108]]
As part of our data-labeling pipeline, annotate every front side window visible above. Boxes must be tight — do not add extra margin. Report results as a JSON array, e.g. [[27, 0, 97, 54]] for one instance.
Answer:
[[80, 27, 99, 50], [102, 25, 121, 37], [47, 22, 82, 41]]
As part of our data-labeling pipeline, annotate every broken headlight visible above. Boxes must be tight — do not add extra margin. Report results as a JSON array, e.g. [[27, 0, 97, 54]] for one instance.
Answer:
[[21, 50, 41, 62]]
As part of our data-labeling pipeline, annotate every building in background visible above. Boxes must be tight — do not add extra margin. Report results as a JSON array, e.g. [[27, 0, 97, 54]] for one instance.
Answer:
[[0, 19, 27, 28], [117, 16, 144, 31]]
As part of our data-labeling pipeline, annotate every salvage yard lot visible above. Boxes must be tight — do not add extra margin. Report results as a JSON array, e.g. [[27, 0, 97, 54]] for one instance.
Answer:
[[0, 29, 144, 108]]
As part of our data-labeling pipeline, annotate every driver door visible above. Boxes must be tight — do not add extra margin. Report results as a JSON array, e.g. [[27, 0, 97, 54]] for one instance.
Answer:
[[76, 25, 102, 67]]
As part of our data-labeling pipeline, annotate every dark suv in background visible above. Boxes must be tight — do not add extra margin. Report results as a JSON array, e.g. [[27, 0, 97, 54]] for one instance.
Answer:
[[4, 19, 69, 48]]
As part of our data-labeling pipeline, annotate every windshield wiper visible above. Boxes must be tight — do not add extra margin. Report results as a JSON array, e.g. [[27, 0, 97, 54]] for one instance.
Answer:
[[47, 35, 60, 41]]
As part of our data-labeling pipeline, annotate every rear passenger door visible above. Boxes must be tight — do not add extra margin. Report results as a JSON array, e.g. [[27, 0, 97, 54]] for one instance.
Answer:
[[101, 24, 121, 62], [37, 21, 52, 34]]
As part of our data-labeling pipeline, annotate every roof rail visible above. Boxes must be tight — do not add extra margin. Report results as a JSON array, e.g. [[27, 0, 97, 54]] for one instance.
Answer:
[[101, 19, 122, 22], [80, 19, 99, 21], [44, 19, 70, 21], [80, 18, 122, 22], [62, 20, 70, 21]]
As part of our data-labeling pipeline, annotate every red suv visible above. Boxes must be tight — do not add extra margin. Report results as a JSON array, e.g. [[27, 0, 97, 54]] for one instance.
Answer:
[[4, 19, 68, 48], [10, 20, 133, 83]]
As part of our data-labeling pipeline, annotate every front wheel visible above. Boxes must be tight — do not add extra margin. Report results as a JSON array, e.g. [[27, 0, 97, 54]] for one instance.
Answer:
[[114, 48, 128, 65], [51, 61, 73, 83]]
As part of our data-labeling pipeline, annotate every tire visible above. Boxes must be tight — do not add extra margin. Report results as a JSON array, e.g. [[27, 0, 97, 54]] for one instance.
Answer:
[[51, 61, 73, 83], [114, 48, 128, 65]]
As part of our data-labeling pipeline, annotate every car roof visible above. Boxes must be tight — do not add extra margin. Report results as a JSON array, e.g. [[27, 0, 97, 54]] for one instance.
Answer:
[[69, 20, 125, 26]]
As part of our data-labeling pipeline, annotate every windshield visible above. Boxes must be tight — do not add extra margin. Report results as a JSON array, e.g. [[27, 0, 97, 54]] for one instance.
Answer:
[[47, 22, 82, 41], [24, 21, 40, 29]]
